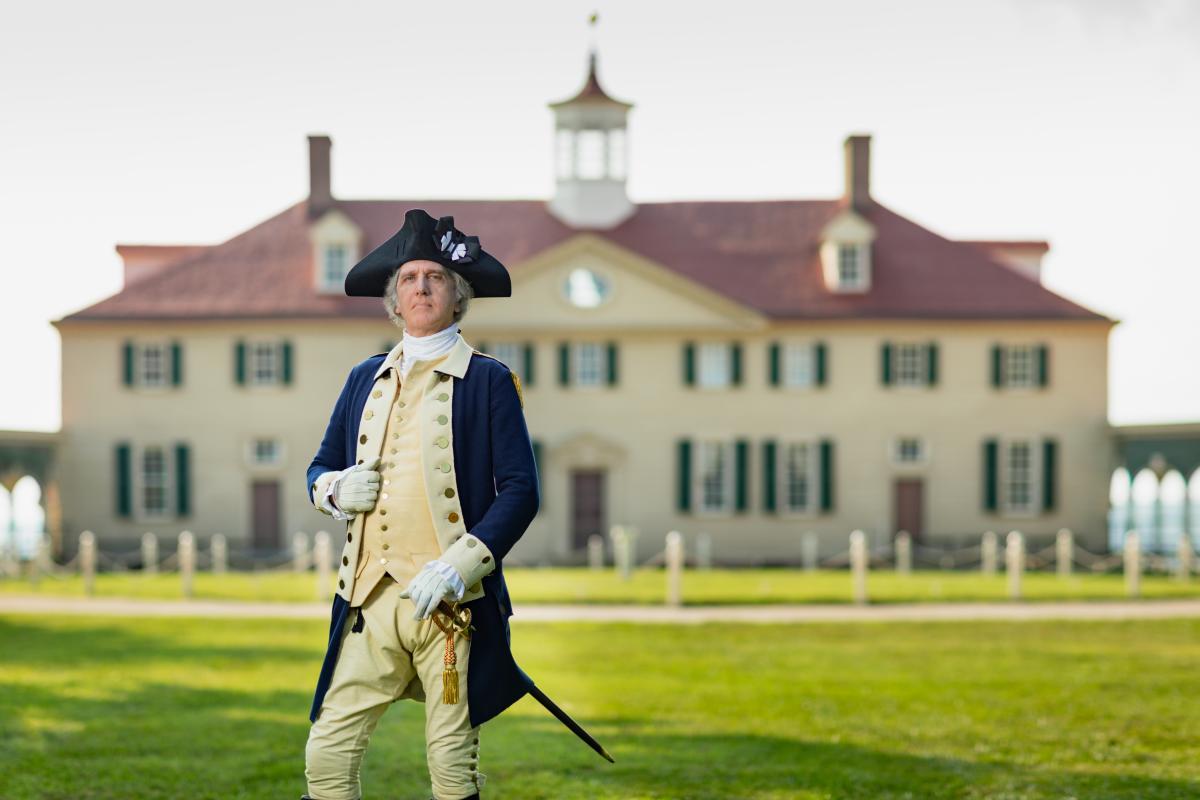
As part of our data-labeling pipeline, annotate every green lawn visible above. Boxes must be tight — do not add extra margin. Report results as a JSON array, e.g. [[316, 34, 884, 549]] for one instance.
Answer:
[[2, 567, 1199, 605], [0, 613, 1196, 799]]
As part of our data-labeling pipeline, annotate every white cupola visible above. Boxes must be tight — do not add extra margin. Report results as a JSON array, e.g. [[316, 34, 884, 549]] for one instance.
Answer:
[[546, 50, 635, 229]]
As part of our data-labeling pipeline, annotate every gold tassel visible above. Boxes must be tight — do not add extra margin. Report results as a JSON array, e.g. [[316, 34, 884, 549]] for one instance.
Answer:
[[433, 611, 461, 705]]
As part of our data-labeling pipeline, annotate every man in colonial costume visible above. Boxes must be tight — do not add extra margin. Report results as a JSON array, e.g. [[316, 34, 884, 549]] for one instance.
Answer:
[[301, 208, 539, 800]]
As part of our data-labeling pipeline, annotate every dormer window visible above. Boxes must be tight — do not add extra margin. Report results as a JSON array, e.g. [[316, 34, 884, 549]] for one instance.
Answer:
[[309, 208, 362, 294], [819, 208, 876, 293], [838, 244, 867, 289], [322, 243, 349, 289]]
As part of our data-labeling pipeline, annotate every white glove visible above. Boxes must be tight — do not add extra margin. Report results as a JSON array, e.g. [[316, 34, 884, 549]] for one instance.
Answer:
[[399, 560, 467, 620], [333, 456, 381, 515]]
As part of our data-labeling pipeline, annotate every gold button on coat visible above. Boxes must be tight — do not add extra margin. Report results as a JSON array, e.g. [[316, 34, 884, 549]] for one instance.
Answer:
[[437, 392, 449, 401], [359, 434, 367, 444], [437, 414, 448, 424], [364, 410, 374, 420], [372, 389, 382, 398], [438, 463, 451, 473], [448, 512, 459, 523], [436, 436, 449, 448], [444, 488, 455, 498]]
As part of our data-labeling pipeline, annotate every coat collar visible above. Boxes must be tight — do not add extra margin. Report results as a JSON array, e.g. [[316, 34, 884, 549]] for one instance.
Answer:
[[373, 331, 474, 381]]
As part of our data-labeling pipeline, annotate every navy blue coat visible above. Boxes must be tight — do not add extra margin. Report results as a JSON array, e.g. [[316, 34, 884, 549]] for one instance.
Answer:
[[304, 339, 539, 727]]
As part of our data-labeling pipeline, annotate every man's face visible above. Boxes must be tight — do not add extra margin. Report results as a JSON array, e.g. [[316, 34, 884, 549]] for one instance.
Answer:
[[395, 259, 457, 336]]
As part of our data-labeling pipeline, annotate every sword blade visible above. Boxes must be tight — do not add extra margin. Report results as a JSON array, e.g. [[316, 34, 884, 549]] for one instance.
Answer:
[[526, 683, 615, 763]]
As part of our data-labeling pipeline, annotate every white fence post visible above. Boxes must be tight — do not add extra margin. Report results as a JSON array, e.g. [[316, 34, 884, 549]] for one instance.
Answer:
[[850, 529, 868, 605], [142, 532, 158, 576], [895, 530, 911, 575], [79, 530, 96, 597], [1176, 534, 1194, 582], [587, 534, 605, 570], [314, 531, 331, 601], [665, 530, 683, 608], [211, 534, 227, 575], [1056, 528, 1073, 578], [1006, 531, 1024, 600], [695, 532, 712, 570], [623, 525, 639, 578], [1124, 530, 1141, 598], [293, 531, 310, 572], [179, 530, 195, 599], [802, 531, 819, 572], [981, 531, 997, 577]]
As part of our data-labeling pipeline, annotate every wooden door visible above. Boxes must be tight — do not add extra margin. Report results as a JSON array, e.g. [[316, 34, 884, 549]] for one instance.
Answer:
[[570, 469, 606, 551], [251, 480, 281, 552], [894, 478, 924, 542]]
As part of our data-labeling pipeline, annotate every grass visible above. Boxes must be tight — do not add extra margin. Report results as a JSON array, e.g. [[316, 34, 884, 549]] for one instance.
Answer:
[[0, 613, 1197, 798], [1, 567, 1199, 605]]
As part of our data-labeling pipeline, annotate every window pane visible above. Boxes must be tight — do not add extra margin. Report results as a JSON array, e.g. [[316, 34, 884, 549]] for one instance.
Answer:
[[607, 129, 626, 179], [1006, 441, 1033, 512], [142, 447, 167, 515], [577, 130, 606, 179], [896, 344, 924, 386], [556, 129, 574, 179], [785, 443, 810, 511], [699, 343, 730, 388], [253, 343, 277, 384], [141, 344, 166, 387], [575, 342, 602, 386], [1006, 345, 1034, 388], [838, 244, 860, 287], [700, 441, 727, 511], [324, 243, 347, 286], [784, 343, 812, 387]]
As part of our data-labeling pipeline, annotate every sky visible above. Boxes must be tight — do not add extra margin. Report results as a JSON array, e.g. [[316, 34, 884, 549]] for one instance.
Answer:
[[1, 0, 1197, 431]]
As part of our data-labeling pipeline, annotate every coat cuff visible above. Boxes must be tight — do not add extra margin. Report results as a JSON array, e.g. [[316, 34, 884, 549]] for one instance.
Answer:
[[310, 470, 343, 514], [438, 533, 496, 590]]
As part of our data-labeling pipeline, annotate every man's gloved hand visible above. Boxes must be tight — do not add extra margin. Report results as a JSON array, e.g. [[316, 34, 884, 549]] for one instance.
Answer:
[[399, 560, 466, 620], [333, 456, 381, 514]]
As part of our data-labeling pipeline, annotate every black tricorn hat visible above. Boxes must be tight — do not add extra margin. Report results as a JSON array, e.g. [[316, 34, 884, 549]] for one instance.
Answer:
[[344, 208, 512, 298]]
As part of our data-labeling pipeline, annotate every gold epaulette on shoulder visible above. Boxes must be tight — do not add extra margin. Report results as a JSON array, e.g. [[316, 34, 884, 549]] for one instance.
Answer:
[[471, 349, 524, 409]]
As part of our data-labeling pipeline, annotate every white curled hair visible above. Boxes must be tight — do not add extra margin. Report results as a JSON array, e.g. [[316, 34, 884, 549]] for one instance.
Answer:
[[382, 263, 474, 328]]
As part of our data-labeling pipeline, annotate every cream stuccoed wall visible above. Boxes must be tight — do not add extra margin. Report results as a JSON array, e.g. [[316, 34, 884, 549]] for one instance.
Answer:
[[54, 235, 1114, 565]]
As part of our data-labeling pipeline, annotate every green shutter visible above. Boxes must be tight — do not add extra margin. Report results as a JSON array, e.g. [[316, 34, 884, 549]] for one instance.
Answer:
[[762, 440, 777, 512], [606, 341, 618, 385], [1037, 344, 1049, 388], [175, 443, 191, 517], [677, 439, 691, 512], [730, 343, 742, 386], [476, 340, 489, 354], [815, 342, 828, 386], [234, 340, 246, 385], [991, 345, 1004, 388], [115, 442, 132, 518], [170, 341, 183, 387], [122, 341, 135, 387], [683, 342, 696, 386], [735, 439, 749, 511], [768, 342, 780, 387], [558, 342, 570, 386], [281, 341, 293, 385], [983, 439, 999, 512], [1042, 438, 1057, 512], [881, 342, 893, 385], [926, 342, 938, 386], [523, 343, 535, 386], [819, 439, 834, 512]]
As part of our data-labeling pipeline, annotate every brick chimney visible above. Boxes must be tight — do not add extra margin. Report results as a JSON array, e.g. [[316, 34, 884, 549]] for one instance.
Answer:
[[307, 134, 333, 217], [843, 134, 872, 212]]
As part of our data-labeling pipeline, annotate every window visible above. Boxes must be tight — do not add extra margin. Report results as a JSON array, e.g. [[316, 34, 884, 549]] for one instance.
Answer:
[[575, 342, 603, 386], [141, 446, 169, 517], [323, 243, 349, 288], [782, 442, 814, 513], [894, 437, 926, 465], [252, 343, 279, 385], [576, 129, 606, 179], [895, 344, 924, 386], [555, 129, 574, 179], [699, 343, 731, 388], [1006, 345, 1035, 388], [1004, 440, 1035, 513], [140, 343, 167, 387], [491, 342, 522, 377], [783, 343, 814, 388], [607, 129, 626, 179], [252, 438, 281, 466], [838, 244, 864, 289], [696, 440, 732, 513], [563, 267, 611, 308]]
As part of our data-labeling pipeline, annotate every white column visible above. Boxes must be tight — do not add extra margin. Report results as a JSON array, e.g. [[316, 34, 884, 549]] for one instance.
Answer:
[[981, 531, 997, 577], [79, 530, 96, 597], [587, 534, 605, 570], [1056, 528, 1073, 578], [801, 531, 819, 572], [211, 534, 227, 575], [142, 532, 158, 577], [850, 529, 868, 605], [179, 530, 195, 599], [314, 531, 331, 601], [1005, 530, 1024, 600], [665, 530, 684, 608], [293, 531, 309, 572], [1124, 529, 1141, 598], [895, 531, 911, 575]]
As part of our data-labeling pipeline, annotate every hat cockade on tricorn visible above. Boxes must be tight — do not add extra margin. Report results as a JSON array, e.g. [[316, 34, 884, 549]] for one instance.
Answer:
[[344, 208, 511, 298]]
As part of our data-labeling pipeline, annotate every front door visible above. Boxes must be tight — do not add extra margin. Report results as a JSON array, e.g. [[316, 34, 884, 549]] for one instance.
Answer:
[[893, 478, 924, 542], [570, 469, 606, 552], [251, 480, 282, 552]]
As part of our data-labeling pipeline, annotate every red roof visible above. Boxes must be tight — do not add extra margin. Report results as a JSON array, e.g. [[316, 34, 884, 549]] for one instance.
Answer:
[[57, 196, 1111, 323], [548, 52, 633, 109]]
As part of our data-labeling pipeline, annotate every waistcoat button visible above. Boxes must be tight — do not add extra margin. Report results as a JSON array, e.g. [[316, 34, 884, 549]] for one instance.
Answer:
[[448, 512, 459, 523], [444, 488, 455, 498]]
